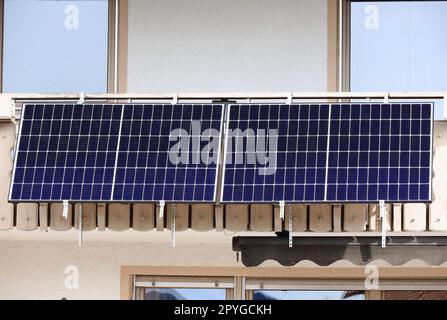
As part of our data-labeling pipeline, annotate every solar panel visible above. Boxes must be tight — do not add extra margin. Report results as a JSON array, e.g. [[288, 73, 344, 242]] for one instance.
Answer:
[[9, 103, 122, 202], [221, 103, 433, 203], [222, 104, 330, 202], [112, 104, 224, 202], [9, 103, 224, 203], [326, 103, 433, 202]]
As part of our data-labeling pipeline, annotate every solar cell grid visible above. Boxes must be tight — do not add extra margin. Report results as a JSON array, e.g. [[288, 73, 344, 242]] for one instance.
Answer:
[[112, 104, 224, 202], [222, 104, 330, 202], [10, 104, 122, 202], [9, 102, 432, 204], [221, 103, 433, 203], [9, 103, 224, 203], [326, 103, 432, 202]]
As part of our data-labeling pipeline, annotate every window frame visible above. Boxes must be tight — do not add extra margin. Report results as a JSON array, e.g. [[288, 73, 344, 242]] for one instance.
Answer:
[[134, 276, 234, 300]]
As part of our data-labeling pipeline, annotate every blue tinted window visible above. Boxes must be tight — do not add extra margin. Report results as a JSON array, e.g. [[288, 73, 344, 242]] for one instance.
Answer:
[[144, 288, 226, 300], [3, 0, 108, 93], [351, 1, 447, 119]]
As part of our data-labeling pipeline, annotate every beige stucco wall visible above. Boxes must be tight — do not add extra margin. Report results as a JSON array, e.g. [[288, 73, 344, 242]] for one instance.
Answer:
[[0, 231, 243, 300], [127, 0, 328, 92]]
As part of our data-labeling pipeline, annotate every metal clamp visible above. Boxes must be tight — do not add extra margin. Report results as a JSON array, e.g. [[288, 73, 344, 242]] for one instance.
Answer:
[[62, 200, 69, 219], [171, 93, 178, 105], [77, 92, 85, 104], [379, 200, 388, 248], [10, 99, 16, 120], [279, 201, 285, 220], [286, 93, 293, 105], [159, 200, 166, 219]]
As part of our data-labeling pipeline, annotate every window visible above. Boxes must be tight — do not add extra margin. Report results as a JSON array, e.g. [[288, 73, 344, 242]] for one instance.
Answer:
[[350, 0, 447, 119], [134, 276, 234, 300], [143, 288, 227, 300], [124, 267, 447, 301], [253, 290, 365, 300], [2, 0, 109, 93]]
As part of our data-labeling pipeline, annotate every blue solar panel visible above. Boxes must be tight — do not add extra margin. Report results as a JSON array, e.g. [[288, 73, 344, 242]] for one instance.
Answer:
[[112, 104, 224, 202], [222, 104, 330, 202], [9, 103, 224, 203], [221, 103, 433, 203], [9, 104, 122, 202], [326, 103, 433, 202], [9, 102, 432, 204]]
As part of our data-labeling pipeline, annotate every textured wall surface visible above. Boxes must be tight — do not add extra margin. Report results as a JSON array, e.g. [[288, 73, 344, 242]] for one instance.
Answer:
[[127, 0, 328, 92], [0, 231, 240, 300]]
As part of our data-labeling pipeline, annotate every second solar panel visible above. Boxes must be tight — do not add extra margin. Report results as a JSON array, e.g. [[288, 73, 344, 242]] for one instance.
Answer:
[[220, 103, 433, 203], [112, 104, 224, 202], [221, 104, 330, 202]]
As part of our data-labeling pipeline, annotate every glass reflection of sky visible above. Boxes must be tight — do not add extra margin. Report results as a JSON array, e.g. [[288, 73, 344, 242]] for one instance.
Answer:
[[145, 288, 226, 300], [3, 0, 108, 93], [351, 1, 447, 119]]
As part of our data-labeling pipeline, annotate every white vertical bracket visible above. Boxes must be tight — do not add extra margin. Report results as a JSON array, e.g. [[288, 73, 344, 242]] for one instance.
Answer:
[[286, 93, 293, 105], [288, 205, 293, 248], [159, 200, 166, 219], [78, 204, 83, 247], [379, 200, 387, 248], [11, 99, 16, 120], [170, 204, 176, 248], [62, 200, 69, 219], [77, 92, 85, 104], [279, 201, 285, 220], [383, 93, 389, 104], [172, 93, 178, 105]]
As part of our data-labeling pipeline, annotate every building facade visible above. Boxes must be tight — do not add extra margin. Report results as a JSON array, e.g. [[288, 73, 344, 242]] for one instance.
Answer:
[[0, 0, 446, 300]]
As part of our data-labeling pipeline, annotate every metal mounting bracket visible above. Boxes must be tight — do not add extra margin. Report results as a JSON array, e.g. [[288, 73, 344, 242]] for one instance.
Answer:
[[172, 93, 178, 105], [288, 205, 293, 248], [77, 92, 85, 104], [78, 204, 83, 247], [159, 200, 166, 219], [279, 201, 285, 220], [286, 93, 293, 105], [379, 200, 387, 248], [62, 200, 69, 219]]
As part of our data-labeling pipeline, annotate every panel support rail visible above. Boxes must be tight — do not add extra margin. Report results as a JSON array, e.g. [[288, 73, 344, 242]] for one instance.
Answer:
[[10, 91, 446, 119], [9, 91, 447, 102]]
